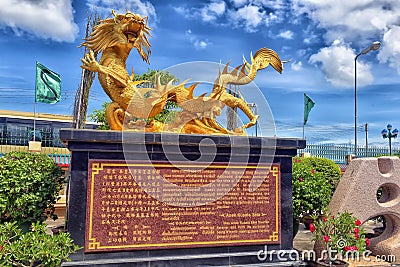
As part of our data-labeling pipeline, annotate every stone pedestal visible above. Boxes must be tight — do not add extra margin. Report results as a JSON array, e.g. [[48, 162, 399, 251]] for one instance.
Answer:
[[60, 129, 305, 266]]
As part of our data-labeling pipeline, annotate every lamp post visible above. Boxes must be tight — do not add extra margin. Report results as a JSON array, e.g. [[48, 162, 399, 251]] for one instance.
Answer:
[[381, 124, 398, 156], [354, 41, 381, 156]]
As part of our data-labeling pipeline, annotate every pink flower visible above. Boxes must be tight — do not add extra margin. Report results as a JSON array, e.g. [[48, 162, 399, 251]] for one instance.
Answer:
[[309, 224, 315, 233], [295, 158, 301, 163], [355, 219, 361, 226], [298, 177, 304, 182], [366, 238, 370, 246], [311, 169, 315, 174], [323, 235, 330, 242]]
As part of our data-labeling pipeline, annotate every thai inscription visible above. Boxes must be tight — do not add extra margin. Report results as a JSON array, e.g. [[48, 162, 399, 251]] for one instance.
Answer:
[[85, 160, 280, 252]]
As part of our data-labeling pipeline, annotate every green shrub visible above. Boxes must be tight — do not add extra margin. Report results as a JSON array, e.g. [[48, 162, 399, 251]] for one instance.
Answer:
[[0, 151, 64, 225], [292, 156, 341, 218], [0, 221, 80, 266]]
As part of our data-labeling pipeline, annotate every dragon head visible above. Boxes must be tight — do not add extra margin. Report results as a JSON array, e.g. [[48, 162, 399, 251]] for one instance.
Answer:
[[80, 10, 152, 63]]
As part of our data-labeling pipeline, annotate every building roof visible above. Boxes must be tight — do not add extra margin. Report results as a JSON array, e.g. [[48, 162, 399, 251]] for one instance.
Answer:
[[0, 110, 73, 122], [0, 110, 98, 125]]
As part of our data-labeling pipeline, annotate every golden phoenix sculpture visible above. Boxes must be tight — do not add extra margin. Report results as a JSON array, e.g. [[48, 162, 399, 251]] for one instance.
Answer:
[[80, 10, 283, 135]]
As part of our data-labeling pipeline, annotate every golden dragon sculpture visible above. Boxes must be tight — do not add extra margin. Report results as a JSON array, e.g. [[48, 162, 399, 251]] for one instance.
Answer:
[[80, 10, 283, 135]]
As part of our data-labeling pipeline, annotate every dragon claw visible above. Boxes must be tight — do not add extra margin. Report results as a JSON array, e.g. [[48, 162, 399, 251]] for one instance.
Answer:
[[81, 51, 100, 73]]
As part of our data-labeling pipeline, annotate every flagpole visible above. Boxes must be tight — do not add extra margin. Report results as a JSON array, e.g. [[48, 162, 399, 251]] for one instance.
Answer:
[[303, 93, 305, 139], [33, 61, 37, 142]]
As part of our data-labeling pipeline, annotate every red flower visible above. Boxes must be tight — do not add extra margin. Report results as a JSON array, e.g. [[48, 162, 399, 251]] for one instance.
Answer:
[[309, 223, 315, 233], [323, 235, 330, 242], [355, 219, 361, 226], [354, 227, 359, 234], [323, 217, 328, 222], [355, 233, 359, 239], [298, 177, 304, 182], [311, 169, 315, 174], [345, 246, 358, 251], [366, 238, 370, 246], [295, 158, 301, 163]]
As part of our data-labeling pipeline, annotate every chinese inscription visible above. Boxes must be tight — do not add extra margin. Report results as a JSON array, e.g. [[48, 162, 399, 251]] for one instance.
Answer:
[[86, 161, 280, 252]]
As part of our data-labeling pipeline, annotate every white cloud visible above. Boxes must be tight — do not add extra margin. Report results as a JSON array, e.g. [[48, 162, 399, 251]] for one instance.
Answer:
[[174, 1, 287, 33], [230, 0, 248, 8], [291, 61, 302, 71], [378, 26, 400, 74], [291, 1, 400, 83], [86, 0, 157, 25], [0, 0, 78, 42], [199, 1, 227, 22], [292, 1, 400, 44], [185, 29, 211, 50], [228, 5, 265, 32], [278, 30, 294, 40], [309, 40, 374, 88]]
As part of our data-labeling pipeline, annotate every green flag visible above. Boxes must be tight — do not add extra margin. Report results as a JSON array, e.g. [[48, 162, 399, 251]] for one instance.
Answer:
[[35, 62, 61, 104], [304, 93, 315, 125]]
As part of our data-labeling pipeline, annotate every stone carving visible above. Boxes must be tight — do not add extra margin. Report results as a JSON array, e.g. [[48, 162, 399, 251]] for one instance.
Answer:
[[329, 157, 400, 262], [80, 10, 283, 134]]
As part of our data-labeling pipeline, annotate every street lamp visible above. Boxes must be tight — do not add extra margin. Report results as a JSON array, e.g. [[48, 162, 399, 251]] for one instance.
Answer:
[[354, 41, 381, 156], [381, 124, 398, 156]]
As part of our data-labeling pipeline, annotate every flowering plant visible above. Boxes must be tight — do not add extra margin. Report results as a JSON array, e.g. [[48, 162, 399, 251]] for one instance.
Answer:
[[292, 157, 340, 219], [310, 210, 370, 264]]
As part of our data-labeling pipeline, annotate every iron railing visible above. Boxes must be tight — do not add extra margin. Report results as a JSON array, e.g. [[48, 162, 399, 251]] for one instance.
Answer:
[[298, 143, 399, 164]]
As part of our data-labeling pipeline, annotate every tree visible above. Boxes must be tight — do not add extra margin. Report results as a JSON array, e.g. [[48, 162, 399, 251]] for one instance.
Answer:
[[88, 69, 179, 128], [72, 13, 101, 129], [133, 68, 178, 88], [88, 102, 110, 130]]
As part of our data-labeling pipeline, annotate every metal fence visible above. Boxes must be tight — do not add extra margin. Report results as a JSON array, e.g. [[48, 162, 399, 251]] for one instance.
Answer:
[[0, 124, 65, 148], [298, 143, 399, 164], [0, 125, 70, 164]]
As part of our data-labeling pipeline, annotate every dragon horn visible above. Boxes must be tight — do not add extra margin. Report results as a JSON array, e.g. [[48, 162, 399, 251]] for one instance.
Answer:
[[222, 61, 230, 74], [130, 67, 135, 81], [198, 93, 207, 99], [240, 64, 247, 77], [160, 79, 175, 94], [187, 82, 199, 99], [245, 64, 250, 74], [155, 75, 162, 90], [231, 64, 242, 76], [242, 54, 247, 65]]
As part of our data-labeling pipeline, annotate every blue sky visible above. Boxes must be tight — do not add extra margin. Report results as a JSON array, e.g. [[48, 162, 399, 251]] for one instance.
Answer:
[[1, 0, 400, 147]]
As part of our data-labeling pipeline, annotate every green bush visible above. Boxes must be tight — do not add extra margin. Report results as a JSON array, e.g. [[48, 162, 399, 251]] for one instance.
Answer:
[[0, 221, 80, 266], [0, 151, 64, 225], [292, 156, 341, 219]]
